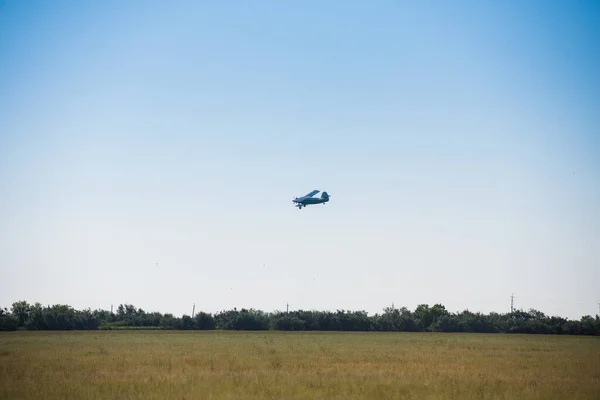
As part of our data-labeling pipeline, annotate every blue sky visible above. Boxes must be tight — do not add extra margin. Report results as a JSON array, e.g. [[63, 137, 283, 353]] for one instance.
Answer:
[[1, 0, 598, 319]]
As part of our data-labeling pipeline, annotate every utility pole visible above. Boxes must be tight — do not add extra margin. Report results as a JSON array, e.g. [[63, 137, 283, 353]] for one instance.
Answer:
[[511, 293, 514, 313], [192, 303, 195, 318], [111, 304, 113, 314], [286, 302, 289, 314]]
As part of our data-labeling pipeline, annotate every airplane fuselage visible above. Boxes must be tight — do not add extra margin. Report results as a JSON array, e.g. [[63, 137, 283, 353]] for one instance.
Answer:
[[296, 197, 327, 206]]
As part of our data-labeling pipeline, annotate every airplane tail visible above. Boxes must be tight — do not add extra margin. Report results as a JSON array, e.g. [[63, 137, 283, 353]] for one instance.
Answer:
[[321, 191, 330, 200]]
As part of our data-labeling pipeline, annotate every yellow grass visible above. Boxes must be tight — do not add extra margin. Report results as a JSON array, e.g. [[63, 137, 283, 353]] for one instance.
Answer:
[[1, 331, 599, 399]]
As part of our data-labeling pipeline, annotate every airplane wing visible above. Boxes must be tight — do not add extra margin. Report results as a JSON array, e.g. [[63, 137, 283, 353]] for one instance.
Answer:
[[303, 190, 320, 198]]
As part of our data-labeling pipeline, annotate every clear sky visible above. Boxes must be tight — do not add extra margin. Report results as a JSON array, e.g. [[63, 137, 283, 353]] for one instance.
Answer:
[[1, 0, 598, 320]]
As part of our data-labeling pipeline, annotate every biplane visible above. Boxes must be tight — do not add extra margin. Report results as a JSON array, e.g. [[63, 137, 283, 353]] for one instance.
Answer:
[[292, 190, 330, 209]]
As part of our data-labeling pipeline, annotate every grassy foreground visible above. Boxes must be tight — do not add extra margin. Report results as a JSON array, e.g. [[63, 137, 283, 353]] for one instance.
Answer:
[[0, 331, 598, 399]]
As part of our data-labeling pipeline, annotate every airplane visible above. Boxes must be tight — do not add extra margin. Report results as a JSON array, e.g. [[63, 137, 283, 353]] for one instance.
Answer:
[[292, 189, 330, 209]]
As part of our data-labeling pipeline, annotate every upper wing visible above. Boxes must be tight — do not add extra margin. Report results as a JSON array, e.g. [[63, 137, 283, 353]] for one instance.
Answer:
[[303, 190, 320, 198]]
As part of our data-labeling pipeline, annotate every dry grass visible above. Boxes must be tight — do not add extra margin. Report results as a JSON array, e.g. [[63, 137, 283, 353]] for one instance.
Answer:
[[0, 330, 598, 399]]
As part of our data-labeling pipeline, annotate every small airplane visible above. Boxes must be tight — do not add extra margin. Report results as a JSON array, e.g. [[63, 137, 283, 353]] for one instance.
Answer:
[[292, 189, 330, 209]]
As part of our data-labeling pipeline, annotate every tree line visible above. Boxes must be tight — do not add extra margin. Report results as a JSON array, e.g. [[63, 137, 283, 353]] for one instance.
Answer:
[[1, 300, 599, 335]]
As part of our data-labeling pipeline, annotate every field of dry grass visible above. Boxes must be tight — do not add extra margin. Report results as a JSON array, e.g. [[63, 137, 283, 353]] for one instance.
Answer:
[[0, 330, 598, 399]]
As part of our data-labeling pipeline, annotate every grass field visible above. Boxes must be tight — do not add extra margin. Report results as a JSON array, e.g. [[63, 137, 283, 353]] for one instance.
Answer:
[[1, 331, 599, 399]]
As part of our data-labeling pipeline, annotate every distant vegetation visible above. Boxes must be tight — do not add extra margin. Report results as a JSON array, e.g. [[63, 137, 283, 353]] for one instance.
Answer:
[[1, 301, 599, 335]]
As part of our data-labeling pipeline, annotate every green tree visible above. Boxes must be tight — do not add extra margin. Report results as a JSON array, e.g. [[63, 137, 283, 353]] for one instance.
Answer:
[[26, 302, 45, 330], [413, 303, 448, 330], [0, 307, 18, 331], [11, 300, 31, 327], [194, 312, 215, 330]]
